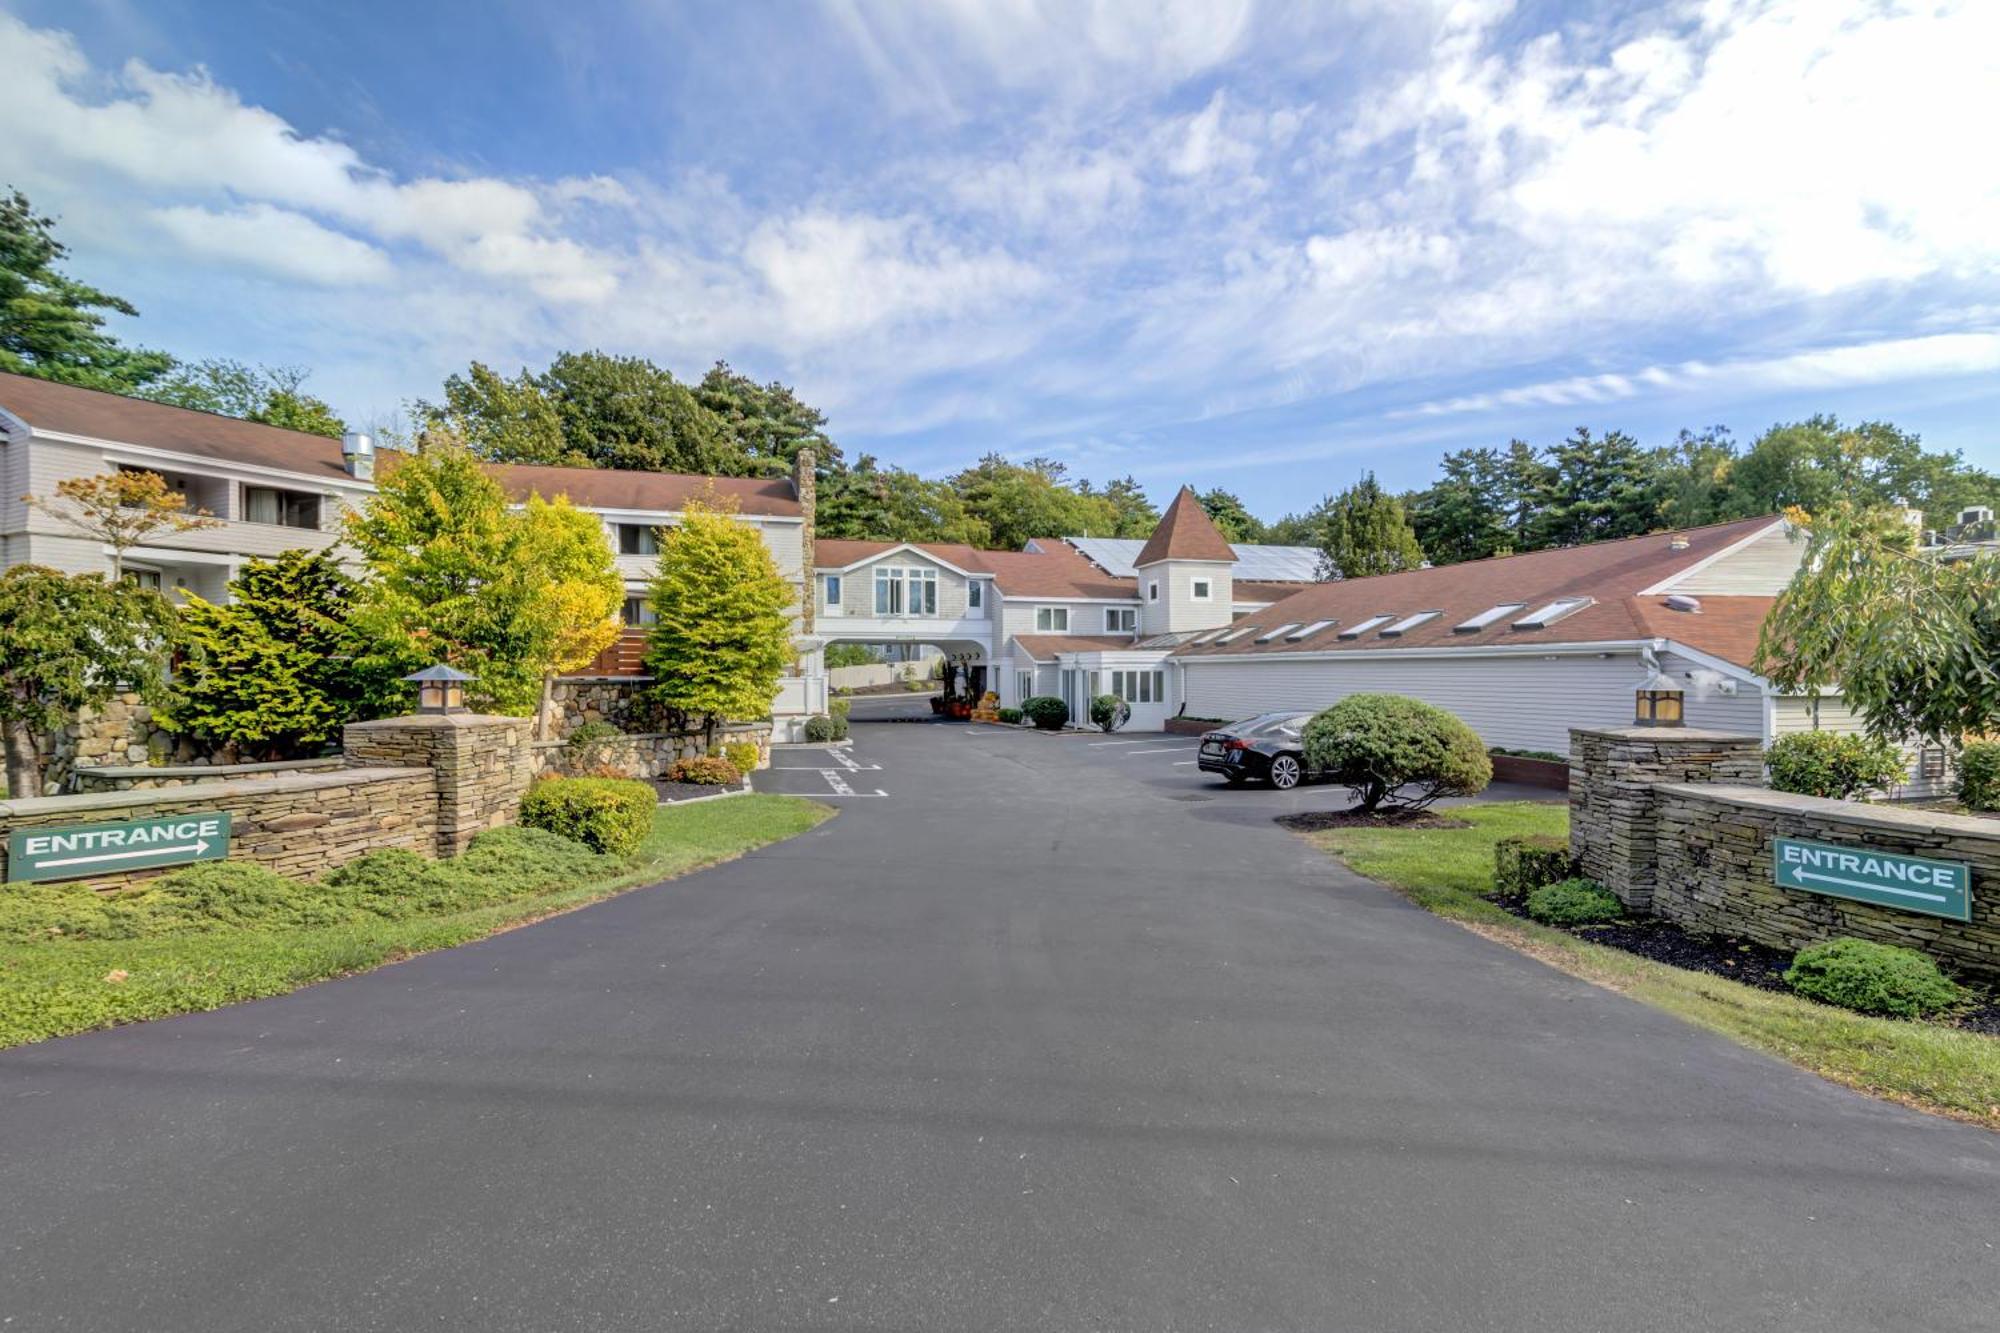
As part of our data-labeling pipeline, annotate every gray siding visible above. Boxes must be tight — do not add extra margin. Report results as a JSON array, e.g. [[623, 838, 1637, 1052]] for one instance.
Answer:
[[1139, 559, 1231, 636]]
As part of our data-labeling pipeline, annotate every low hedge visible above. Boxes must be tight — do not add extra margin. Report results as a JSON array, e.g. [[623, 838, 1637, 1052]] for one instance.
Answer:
[[1958, 740, 2000, 812], [1765, 731, 1905, 800], [996, 707, 1023, 725], [1784, 937, 1962, 1018], [1525, 878, 1622, 925], [1495, 834, 1572, 894], [519, 776, 657, 855], [1022, 696, 1068, 730]]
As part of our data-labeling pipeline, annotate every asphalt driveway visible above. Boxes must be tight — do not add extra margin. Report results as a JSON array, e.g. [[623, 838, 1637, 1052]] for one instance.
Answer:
[[3, 722, 1997, 1331]]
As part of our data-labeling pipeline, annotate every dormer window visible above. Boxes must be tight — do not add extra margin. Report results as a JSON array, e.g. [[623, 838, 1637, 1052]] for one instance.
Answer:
[[1190, 578, 1212, 602]]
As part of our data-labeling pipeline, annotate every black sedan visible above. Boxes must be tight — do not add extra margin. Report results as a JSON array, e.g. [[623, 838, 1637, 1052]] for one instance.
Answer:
[[1196, 711, 1323, 789]]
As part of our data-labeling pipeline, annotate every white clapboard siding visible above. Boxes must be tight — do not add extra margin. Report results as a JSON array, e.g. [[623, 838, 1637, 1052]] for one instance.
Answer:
[[1661, 523, 1803, 596], [1771, 695, 1955, 800]]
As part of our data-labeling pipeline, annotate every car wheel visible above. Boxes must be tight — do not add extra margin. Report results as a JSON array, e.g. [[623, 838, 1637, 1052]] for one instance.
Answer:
[[1268, 754, 1302, 790]]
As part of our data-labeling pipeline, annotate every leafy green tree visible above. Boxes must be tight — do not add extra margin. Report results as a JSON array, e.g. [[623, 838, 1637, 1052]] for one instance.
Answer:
[[1080, 476, 1159, 538], [141, 359, 345, 438], [1315, 473, 1425, 579], [696, 360, 842, 476], [645, 497, 795, 748], [516, 493, 626, 737], [415, 361, 573, 465], [163, 551, 399, 758], [23, 469, 220, 578], [1530, 427, 1665, 548], [1756, 503, 2000, 748], [817, 454, 991, 544], [824, 643, 878, 669], [0, 188, 171, 392], [346, 435, 618, 715], [953, 454, 1119, 549], [1198, 488, 1267, 544], [1724, 416, 1998, 531], [0, 566, 176, 795], [1653, 426, 1738, 528], [541, 350, 737, 474]]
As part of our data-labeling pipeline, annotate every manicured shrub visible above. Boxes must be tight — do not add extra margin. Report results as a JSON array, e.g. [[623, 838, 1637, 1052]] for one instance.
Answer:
[[1495, 834, 1573, 894], [830, 697, 852, 721], [1956, 740, 2000, 812], [518, 775, 657, 855], [1784, 937, 1961, 1018], [1302, 694, 1492, 812], [1526, 878, 1623, 925], [1088, 693, 1126, 732], [997, 707, 1023, 725], [1765, 731, 1906, 800], [802, 714, 837, 742], [723, 740, 761, 773], [830, 712, 850, 741], [1022, 695, 1068, 730], [670, 756, 742, 786]]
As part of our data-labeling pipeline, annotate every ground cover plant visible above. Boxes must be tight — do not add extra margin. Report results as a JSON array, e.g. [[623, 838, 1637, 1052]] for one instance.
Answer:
[[1301, 801, 2000, 1127], [0, 795, 830, 1048], [1526, 878, 1623, 926]]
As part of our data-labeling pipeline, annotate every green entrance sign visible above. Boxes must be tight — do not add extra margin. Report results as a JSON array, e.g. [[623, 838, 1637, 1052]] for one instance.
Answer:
[[7, 813, 232, 884], [1773, 837, 1970, 921]]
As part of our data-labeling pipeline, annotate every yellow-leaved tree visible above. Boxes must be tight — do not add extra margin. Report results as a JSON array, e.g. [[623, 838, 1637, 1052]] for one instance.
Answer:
[[518, 493, 625, 738]]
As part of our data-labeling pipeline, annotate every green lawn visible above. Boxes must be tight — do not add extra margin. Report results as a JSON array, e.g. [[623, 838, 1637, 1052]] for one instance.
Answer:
[[1309, 802, 2000, 1128], [0, 795, 831, 1049]]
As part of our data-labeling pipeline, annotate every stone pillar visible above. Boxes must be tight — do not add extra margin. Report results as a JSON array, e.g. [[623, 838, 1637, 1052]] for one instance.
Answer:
[[343, 713, 535, 857], [1568, 727, 1766, 910]]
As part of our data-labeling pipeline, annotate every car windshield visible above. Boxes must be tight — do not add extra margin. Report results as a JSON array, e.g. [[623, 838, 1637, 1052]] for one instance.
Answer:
[[1235, 713, 1309, 736]]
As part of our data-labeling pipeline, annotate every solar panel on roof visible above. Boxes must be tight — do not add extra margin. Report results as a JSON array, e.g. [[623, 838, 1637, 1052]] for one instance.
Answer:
[[1063, 536, 1321, 582]]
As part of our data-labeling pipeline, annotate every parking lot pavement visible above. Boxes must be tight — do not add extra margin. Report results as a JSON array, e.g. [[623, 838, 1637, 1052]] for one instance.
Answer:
[[755, 740, 889, 799]]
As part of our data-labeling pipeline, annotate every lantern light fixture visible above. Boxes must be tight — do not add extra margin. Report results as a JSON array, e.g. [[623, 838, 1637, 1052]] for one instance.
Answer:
[[405, 663, 471, 715], [1634, 668, 1685, 728]]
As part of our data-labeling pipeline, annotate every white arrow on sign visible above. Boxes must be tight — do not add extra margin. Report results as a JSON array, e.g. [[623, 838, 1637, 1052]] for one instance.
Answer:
[[1793, 869, 1948, 905], [38, 838, 213, 870]]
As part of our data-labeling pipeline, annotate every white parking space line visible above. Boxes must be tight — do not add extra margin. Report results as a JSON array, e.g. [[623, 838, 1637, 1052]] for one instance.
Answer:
[[1088, 739, 1153, 747], [1125, 747, 1196, 756]]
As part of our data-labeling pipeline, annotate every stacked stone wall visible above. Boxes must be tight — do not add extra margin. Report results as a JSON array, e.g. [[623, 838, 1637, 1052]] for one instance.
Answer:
[[41, 692, 246, 795], [1568, 727, 1766, 909], [1654, 785, 2000, 980], [0, 767, 436, 893], [530, 721, 771, 780], [343, 714, 534, 856]]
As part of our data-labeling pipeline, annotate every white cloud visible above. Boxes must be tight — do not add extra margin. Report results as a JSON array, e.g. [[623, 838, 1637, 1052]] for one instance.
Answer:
[[150, 205, 394, 286], [1399, 332, 2000, 418]]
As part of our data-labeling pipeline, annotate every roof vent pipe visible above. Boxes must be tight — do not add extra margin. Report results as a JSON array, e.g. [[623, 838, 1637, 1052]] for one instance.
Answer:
[[340, 432, 375, 481]]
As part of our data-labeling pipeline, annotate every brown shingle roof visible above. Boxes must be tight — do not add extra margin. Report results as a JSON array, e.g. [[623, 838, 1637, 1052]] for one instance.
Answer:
[[0, 369, 353, 481], [490, 462, 799, 517], [1010, 634, 1138, 661], [815, 537, 1135, 600], [1233, 579, 1316, 605], [1134, 485, 1236, 566], [1171, 516, 1787, 670]]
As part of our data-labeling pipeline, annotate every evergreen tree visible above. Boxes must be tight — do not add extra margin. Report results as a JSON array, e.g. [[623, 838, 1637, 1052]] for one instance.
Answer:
[[1082, 476, 1160, 538], [695, 360, 842, 476], [0, 188, 171, 392], [1316, 473, 1425, 579], [1499, 439, 1550, 551], [1530, 427, 1665, 548], [540, 350, 737, 474], [817, 454, 990, 544], [645, 498, 796, 748], [1198, 488, 1268, 544], [1405, 447, 1512, 565], [0, 566, 176, 796], [164, 551, 399, 758]]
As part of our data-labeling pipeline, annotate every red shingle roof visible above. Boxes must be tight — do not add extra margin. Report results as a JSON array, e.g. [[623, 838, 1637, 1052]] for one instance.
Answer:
[[490, 462, 799, 517], [815, 538, 1134, 600], [1171, 516, 1788, 670], [1134, 485, 1236, 566]]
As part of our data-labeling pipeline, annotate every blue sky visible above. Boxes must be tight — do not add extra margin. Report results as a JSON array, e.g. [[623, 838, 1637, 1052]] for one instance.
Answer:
[[5, 0, 1997, 520]]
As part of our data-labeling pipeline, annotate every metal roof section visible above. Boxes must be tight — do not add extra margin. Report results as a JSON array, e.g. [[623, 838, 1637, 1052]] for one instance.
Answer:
[[1379, 610, 1442, 638], [1065, 535, 1322, 582], [1454, 603, 1526, 633], [1286, 620, 1336, 641], [1337, 614, 1395, 639], [1512, 597, 1594, 630]]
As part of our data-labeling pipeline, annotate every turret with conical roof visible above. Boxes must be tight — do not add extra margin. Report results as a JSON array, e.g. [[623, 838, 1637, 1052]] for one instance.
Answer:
[[1134, 485, 1236, 634]]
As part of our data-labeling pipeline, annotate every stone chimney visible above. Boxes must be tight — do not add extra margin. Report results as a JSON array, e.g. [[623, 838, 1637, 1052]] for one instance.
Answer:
[[793, 446, 816, 632]]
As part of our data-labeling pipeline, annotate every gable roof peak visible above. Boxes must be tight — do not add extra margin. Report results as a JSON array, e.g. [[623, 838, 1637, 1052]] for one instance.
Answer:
[[1135, 484, 1236, 566]]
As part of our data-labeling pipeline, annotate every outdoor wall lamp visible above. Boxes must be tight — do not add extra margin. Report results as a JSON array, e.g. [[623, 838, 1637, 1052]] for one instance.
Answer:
[[1633, 670, 1685, 727], [406, 663, 472, 715]]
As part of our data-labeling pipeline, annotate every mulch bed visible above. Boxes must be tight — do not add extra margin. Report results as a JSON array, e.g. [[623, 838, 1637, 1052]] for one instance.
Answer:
[[652, 779, 746, 804], [1491, 890, 2000, 1036], [1275, 809, 1471, 833]]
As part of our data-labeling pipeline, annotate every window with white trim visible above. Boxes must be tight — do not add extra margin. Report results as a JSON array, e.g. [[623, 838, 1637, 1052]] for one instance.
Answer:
[[1338, 614, 1395, 639], [1190, 578, 1212, 602], [1105, 608, 1136, 632], [874, 566, 938, 616], [1035, 606, 1070, 632], [622, 596, 657, 626], [617, 523, 661, 555], [1453, 603, 1525, 633], [242, 485, 320, 530], [1148, 580, 1160, 602], [967, 580, 983, 610], [1379, 610, 1441, 637], [822, 574, 843, 614], [1017, 670, 1033, 701], [1108, 669, 1166, 704]]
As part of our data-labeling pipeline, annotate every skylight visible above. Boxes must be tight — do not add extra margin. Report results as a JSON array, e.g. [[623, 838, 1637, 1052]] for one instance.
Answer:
[[1255, 623, 1299, 643], [1453, 603, 1525, 633], [1379, 610, 1441, 638], [1191, 628, 1231, 644], [1286, 620, 1336, 641], [1512, 597, 1594, 630], [1337, 614, 1395, 639], [1215, 625, 1259, 644]]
